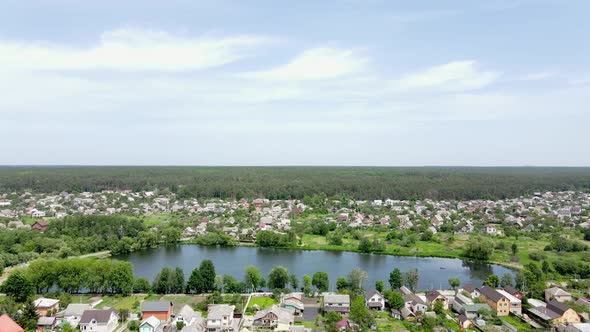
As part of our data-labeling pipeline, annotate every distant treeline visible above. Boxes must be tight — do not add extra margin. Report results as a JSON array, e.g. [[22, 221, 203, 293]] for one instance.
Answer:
[[1, 166, 590, 200]]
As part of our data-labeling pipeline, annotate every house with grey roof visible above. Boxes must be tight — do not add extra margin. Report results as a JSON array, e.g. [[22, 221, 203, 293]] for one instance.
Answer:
[[79, 308, 118, 332], [62, 303, 93, 328], [323, 294, 350, 314], [364, 289, 385, 311], [253, 304, 295, 331], [207, 304, 236, 331]]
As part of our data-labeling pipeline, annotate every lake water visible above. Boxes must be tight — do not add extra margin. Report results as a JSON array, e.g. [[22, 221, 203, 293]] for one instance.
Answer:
[[115, 245, 514, 291]]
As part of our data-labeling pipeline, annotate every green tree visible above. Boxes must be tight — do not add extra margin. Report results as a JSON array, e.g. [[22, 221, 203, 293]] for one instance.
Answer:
[[347, 267, 368, 292], [349, 296, 374, 328], [389, 268, 402, 289], [1, 271, 34, 302], [433, 301, 444, 315], [500, 273, 513, 287], [244, 265, 262, 292], [542, 260, 551, 274], [268, 266, 289, 290], [152, 267, 171, 294], [302, 274, 312, 296], [214, 275, 224, 292], [375, 280, 384, 293], [463, 236, 494, 261], [511, 243, 518, 256], [133, 277, 151, 293], [336, 277, 349, 292], [17, 299, 39, 330], [198, 260, 216, 293], [484, 274, 500, 288], [187, 268, 202, 293], [383, 290, 404, 309], [401, 269, 419, 292], [312, 272, 330, 292], [358, 237, 373, 253], [448, 277, 461, 289], [289, 274, 299, 290], [324, 311, 343, 332]]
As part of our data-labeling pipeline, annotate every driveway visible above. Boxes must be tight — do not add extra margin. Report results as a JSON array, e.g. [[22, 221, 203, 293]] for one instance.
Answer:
[[303, 297, 321, 322]]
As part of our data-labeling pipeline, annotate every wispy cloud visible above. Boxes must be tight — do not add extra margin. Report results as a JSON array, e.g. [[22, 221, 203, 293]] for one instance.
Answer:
[[0, 28, 272, 72], [240, 47, 368, 81], [392, 61, 500, 92]]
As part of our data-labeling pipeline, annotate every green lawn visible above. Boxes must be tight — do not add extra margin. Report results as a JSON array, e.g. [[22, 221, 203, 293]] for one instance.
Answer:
[[247, 296, 277, 310], [97, 295, 145, 311], [502, 315, 536, 332]]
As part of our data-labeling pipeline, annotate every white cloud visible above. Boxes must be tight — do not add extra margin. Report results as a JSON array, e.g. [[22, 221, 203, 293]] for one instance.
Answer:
[[392, 60, 500, 92], [240, 47, 368, 81], [0, 28, 271, 72]]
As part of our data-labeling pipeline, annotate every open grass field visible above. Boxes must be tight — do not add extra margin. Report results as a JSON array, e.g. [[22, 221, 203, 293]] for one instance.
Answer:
[[247, 296, 277, 310]]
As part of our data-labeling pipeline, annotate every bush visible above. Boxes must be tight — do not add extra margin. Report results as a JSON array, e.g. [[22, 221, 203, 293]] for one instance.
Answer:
[[528, 252, 547, 261]]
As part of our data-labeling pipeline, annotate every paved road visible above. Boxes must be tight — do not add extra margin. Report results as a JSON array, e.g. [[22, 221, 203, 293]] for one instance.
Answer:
[[303, 298, 321, 322]]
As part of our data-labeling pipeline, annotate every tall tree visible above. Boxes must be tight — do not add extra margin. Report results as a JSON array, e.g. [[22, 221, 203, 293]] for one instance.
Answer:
[[312, 272, 330, 292], [152, 267, 171, 294], [448, 278, 461, 289], [484, 274, 500, 288], [302, 274, 312, 296], [347, 267, 368, 292], [1, 271, 34, 302], [187, 268, 202, 293], [244, 265, 262, 292], [401, 269, 419, 292], [289, 274, 299, 290], [349, 296, 375, 328], [375, 280, 384, 293], [336, 277, 349, 292], [500, 273, 513, 288], [268, 266, 289, 290], [383, 290, 404, 309], [389, 268, 402, 290], [198, 260, 216, 293], [17, 299, 39, 330], [214, 275, 224, 292]]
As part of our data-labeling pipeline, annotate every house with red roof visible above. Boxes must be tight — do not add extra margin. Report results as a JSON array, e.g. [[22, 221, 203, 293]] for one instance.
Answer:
[[0, 314, 24, 332]]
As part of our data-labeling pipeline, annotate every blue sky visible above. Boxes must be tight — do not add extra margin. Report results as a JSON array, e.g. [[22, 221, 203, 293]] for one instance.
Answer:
[[1, 0, 589, 166]]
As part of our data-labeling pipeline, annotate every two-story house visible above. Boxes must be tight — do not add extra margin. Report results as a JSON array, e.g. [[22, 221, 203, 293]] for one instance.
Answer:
[[79, 309, 119, 332], [478, 286, 510, 316], [323, 294, 350, 314], [364, 289, 385, 311], [497, 289, 522, 315], [252, 305, 295, 331], [141, 301, 173, 321], [206, 304, 235, 332]]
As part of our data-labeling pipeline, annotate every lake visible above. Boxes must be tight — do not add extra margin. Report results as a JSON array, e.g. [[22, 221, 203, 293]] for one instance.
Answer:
[[115, 245, 514, 291]]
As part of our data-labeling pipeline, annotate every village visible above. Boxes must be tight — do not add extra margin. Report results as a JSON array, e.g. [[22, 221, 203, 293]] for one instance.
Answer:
[[2, 277, 590, 331], [1, 190, 589, 238]]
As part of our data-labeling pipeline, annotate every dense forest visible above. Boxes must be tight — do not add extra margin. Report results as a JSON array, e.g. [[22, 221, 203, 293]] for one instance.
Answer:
[[1, 166, 590, 200]]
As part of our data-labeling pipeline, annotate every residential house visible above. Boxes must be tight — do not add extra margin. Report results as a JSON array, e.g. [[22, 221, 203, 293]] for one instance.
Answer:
[[364, 289, 385, 311], [452, 293, 490, 319], [457, 315, 474, 329], [79, 309, 119, 332], [63, 303, 93, 328], [31, 220, 48, 232], [175, 304, 201, 327], [557, 323, 590, 332], [252, 305, 295, 331], [529, 300, 581, 325], [425, 290, 449, 310], [0, 314, 24, 332], [497, 289, 522, 315], [139, 316, 160, 332], [502, 285, 523, 300], [484, 224, 498, 235], [281, 293, 304, 318], [400, 286, 428, 315], [461, 284, 480, 299], [207, 304, 236, 332], [478, 286, 511, 316], [323, 294, 350, 314], [141, 301, 173, 321], [37, 317, 57, 330], [546, 287, 573, 303], [33, 297, 60, 316]]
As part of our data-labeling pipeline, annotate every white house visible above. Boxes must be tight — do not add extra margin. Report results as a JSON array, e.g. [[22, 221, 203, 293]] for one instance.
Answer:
[[206, 304, 235, 332], [139, 316, 160, 332], [364, 289, 385, 311], [79, 309, 118, 332], [63, 303, 93, 328]]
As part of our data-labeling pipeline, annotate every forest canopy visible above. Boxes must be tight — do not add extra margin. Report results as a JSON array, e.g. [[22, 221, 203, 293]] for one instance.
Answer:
[[1, 166, 590, 200]]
